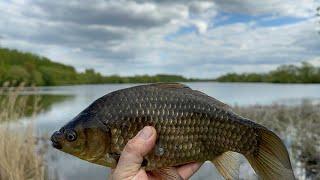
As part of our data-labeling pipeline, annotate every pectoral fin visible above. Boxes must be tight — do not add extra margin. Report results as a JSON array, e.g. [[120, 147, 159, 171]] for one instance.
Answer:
[[212, 151, 240, 180]]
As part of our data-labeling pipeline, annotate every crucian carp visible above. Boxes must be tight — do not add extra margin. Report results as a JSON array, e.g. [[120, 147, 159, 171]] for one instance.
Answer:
[[51, 83, 295, 179]]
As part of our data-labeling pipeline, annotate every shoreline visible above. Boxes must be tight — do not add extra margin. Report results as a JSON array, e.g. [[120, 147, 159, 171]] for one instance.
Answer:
[[2, 81, 320, 88]]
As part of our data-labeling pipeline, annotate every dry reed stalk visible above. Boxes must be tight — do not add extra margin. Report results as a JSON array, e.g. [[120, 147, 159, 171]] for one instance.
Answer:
[[234, 102, 320, 179], [0, 82, 46, 180]]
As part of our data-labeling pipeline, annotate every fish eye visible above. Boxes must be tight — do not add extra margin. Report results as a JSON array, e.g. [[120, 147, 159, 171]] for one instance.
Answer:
[[65, 129, 77, 142]]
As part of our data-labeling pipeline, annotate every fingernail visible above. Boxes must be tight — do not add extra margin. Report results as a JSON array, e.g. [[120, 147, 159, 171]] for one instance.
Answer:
[[138, 126, 153, 140]]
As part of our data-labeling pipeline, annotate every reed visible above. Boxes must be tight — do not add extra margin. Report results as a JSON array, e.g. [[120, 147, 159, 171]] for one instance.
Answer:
[[0, 83, 46, 180], [235, 101, 320, 179]]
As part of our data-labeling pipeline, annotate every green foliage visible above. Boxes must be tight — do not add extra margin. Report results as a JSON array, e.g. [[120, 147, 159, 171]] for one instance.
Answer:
[[0, 48, 195, 86], [6, 66, 30, 85], [0, 48, 81, 86], [216, 62, 320, 83], [215, 73, 264, 82], [101, 74, 192, 84], [3, 47, 318, 85]]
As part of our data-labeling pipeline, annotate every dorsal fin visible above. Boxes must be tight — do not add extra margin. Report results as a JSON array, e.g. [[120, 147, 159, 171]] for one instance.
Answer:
[[149, 83, 231, 111], [150, 82, 190, 89], [192, 90, 232, 111]]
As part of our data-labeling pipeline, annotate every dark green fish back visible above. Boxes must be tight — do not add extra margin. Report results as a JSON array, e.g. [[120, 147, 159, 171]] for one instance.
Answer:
[[96, 83, 259, 170]]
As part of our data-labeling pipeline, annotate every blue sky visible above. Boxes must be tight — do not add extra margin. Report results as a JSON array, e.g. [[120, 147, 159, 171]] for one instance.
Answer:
[[166, 14, 309, 40], [0, 0, 319, 78]]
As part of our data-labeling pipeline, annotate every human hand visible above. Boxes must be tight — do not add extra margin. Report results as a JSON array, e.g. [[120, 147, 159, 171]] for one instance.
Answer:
[[110, 126, 202, 180]]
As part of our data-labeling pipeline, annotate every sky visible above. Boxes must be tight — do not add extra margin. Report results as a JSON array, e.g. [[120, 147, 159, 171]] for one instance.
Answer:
[[0, 0, 320, 78]]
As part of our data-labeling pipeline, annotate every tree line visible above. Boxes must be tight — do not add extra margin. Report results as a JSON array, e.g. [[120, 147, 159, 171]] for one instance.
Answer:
[[1, 47, 320, 86], [216, 62, 320, 83], [0, 48, 193, 86]]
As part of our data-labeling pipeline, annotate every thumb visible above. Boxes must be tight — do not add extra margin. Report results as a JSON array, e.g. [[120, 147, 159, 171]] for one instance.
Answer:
[[112, 126, 157, 179]]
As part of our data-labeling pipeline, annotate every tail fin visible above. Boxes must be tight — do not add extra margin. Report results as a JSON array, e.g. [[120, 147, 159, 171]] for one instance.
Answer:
[[245, 128, 295, 180]]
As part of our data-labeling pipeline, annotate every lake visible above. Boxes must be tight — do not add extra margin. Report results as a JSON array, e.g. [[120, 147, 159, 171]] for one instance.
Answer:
[[16, 82, 320, 180]]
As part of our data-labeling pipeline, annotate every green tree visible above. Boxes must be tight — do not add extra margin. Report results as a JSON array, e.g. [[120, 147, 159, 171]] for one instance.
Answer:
[[216, 62, 320, 83], [31, 70, 44, 86], [267, 65, 299, 83], [5, 66, 30, 85], [298, 62, 317, 83]]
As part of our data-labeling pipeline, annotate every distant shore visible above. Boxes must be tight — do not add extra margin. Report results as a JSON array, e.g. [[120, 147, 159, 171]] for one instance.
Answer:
[[1, 47, 320, 86]]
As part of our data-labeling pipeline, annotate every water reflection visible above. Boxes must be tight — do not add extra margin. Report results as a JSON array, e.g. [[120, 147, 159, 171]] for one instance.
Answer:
[[0, 94, 72, 122]]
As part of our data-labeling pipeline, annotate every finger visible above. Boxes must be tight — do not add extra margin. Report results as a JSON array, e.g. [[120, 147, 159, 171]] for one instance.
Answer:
[[176, 162, 203, 179], [113, 126, 157, 178]]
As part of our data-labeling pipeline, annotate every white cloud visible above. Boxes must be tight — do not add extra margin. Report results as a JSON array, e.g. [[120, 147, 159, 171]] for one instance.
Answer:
[[0, 0, 319, 78]]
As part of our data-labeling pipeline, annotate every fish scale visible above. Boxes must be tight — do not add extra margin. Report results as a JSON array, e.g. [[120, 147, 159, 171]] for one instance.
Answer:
[[99, 84, 258, 170]]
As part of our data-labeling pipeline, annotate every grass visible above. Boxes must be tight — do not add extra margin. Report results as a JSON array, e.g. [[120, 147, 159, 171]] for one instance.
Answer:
[[0, 83, 46, 180], [235, 101, 320, 179]]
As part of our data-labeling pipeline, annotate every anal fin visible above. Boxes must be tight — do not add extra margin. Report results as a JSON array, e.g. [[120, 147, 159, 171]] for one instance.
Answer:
[[152, 167, 183, 180], [212, 151, 240, 180]]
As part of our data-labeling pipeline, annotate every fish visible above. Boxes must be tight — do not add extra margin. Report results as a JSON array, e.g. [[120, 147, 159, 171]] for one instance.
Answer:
[[51, 83, 295, 179]]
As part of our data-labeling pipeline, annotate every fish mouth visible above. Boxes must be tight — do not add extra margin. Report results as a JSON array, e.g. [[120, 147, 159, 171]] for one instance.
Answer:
[[52, 141, 62, 149], [51, 131, 63, 150]]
